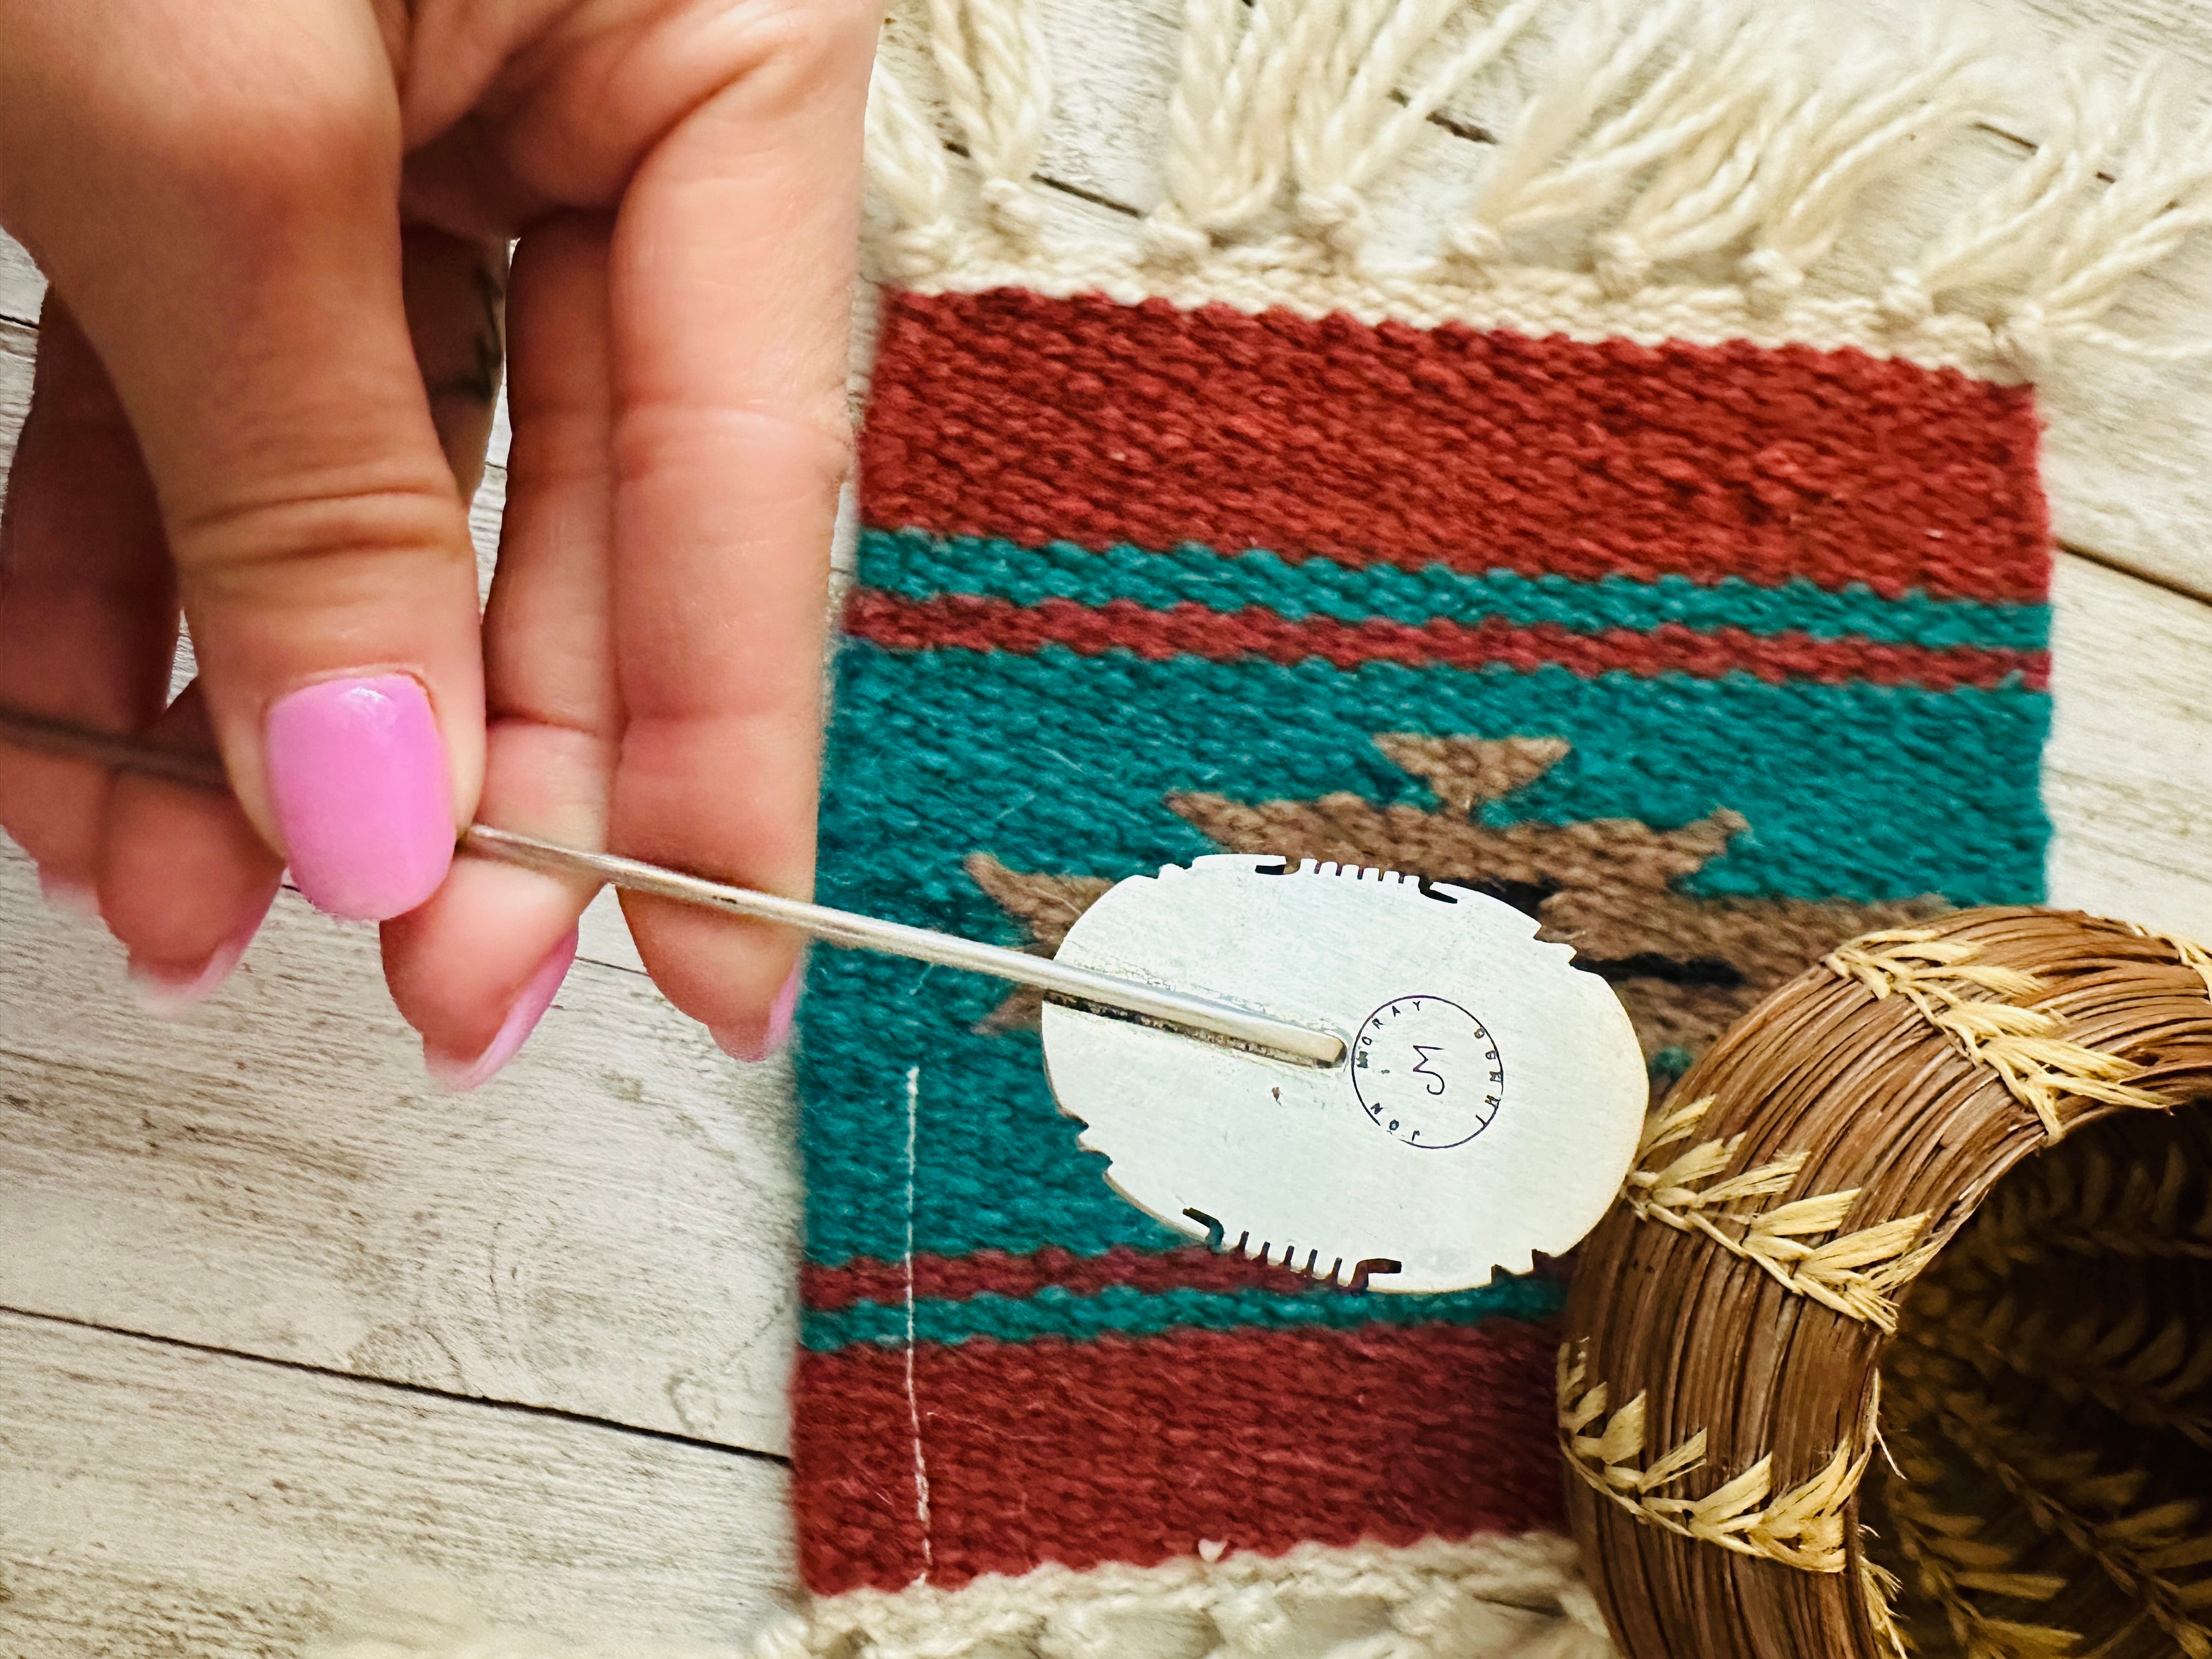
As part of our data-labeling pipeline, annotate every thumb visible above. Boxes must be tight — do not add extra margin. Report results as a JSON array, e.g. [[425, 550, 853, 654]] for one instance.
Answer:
[[7, 1, 483, 921]]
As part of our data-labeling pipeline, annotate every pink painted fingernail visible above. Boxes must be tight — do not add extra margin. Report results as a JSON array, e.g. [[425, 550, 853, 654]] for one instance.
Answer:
[[266, 676, 454, 921], [38, 869, 101, 923], [424, 927, 578, 1093], [129, 897, 273, 1017], [710, 962, 803, 1064]]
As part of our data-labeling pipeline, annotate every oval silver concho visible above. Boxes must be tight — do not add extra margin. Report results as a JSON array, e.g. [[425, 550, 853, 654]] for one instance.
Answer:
[[1040, 855, 1647, 1294]]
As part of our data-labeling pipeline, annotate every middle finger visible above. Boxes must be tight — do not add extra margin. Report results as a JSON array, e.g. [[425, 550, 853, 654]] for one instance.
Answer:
[[381, 212, 619, 1087]]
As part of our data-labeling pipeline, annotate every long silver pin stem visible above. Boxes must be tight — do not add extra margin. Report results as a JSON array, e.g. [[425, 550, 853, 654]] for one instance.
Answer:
[[465, 826, 1342, 1066], [0, 704, 1346, 1068]]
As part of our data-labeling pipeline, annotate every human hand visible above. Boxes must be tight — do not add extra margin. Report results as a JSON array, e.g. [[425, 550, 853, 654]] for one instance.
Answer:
[[0, 0, 873, 1079]]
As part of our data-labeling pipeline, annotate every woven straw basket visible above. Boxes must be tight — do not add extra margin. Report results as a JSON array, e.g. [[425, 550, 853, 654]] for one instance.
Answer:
[[1561, 909, 2212, 1659]]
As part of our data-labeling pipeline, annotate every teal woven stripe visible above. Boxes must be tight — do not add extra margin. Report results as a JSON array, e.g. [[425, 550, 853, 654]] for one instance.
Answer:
[[797, 645, 2051, 1267], [859, 528, 2051, 652], [798, 1275, 1565, 1352], [820, 644, 2051, 907]]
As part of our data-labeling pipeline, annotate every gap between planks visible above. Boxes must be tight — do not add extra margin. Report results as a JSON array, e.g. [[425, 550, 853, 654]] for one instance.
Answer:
[[1, 545, 2204, 1482], [1, 1307, 797, 1658], [0, 838, 804, 1462], [8, 0, 2212, 605], [5, 1301, 793, 1467]]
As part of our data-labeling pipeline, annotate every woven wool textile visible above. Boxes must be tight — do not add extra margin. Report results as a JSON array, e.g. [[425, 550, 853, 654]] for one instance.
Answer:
[[769, 0, 2212, 1647], [793, 292, 2050, 1589]]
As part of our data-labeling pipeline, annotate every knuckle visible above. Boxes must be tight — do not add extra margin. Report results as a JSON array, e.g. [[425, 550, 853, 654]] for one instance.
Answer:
[[196, 104, 389, 210], [173, 477, 473, 601], [138, 66, 393, 211], [618, 395, 853, 506], [731, 0, 881, 65], [686, 0, 881, 114]]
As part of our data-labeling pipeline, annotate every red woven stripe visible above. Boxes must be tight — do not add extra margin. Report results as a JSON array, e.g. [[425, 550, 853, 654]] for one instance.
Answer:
[[792, 1322, 1563, 1595], [804, 1245, 1318, 1311], [857, 290, 2047, 603], [845, 588, 2049, 691]]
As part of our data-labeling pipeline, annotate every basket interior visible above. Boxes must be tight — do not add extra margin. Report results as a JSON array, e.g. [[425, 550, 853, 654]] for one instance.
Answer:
[[1866, 1106, 2212, 1659]]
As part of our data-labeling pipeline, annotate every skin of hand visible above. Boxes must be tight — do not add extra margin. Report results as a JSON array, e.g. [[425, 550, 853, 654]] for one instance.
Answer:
[[0, 0, 876, 1080]]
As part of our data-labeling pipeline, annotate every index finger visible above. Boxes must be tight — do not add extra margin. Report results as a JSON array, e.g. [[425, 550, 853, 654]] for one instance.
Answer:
[[603, 7, 873, 1057]]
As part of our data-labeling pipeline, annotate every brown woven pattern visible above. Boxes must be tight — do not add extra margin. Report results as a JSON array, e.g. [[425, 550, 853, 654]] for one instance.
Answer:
[[1562, 909, 2212, 1659]]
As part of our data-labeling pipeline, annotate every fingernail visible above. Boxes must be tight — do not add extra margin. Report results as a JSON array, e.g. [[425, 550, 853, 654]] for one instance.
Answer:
[[710, 962, 803, 1064], [424, 927, 578, 1093], [38, 870, 101, 923], [266, 676, 455, 921], [129, 899, 272, 1017]]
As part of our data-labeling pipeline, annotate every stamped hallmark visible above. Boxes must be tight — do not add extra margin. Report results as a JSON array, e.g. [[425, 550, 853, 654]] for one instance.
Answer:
[[1351, 994, 1502, 1149]]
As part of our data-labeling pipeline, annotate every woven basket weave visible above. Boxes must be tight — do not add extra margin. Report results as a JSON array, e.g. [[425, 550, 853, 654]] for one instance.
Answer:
[[1561, 909, 2212, 1659]]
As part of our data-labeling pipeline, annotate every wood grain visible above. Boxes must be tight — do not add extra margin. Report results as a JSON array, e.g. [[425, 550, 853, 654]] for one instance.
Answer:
[[0, 235, 42, 329], [2044, 554, 2212, 941], [1912, 0, 2212, 605], [0, 1311, 793, 1657], [0, 3, 2207, 1648], [1, 319, 32, 438], [3, 0, 2209, 1475], [0, 842, 802, 1459]]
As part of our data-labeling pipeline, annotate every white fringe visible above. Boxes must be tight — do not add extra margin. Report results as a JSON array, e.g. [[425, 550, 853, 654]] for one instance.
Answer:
[[309, 1534, 1615, 1659], [1286, 0, 1551, 261], [865, 0, 2212, 377], [1147, 0, 1318, 262]]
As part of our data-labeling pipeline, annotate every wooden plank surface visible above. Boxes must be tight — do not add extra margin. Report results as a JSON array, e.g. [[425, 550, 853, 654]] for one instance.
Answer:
[[0, 1311, 792, 1658], [0, 235, 41, 329], [8, 0, 2210, 599], [1854, 0, 2212, 603], [1, 0, 2209, 1650], [0, 842, 802, 1459], [2043, 556, 2212, 939]]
